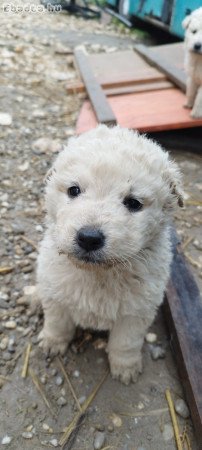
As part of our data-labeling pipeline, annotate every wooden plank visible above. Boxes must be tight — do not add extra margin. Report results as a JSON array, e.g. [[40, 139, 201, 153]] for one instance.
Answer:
[[76, 88, 202, 134], [74, 48, 117, 126], [134, 44, 186, 92], [104, 80, 173, 96], [164, 228, 202, 446], [66, 79, 173, 96], [88, 50, 167, 86], [150, 42, 185, 71]]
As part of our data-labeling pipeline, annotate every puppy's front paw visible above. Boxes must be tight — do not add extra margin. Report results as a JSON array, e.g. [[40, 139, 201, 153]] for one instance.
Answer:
[[38, 329, 68, 356], [183, 103, 192, 109], [110, 357, 142, 385], [190, 108, 202, 118]]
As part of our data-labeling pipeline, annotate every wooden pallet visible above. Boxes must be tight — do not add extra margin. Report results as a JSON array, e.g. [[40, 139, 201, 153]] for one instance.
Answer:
[[75, 43, 202, 134], [67, 49, 173, 96]]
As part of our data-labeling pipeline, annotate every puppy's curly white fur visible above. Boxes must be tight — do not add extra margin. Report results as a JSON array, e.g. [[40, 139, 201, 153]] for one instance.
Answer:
[[36, 125, 183, 384]]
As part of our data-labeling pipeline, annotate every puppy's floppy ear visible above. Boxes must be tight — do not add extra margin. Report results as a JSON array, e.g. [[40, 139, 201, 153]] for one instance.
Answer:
[[163, 162, 184, 209], [182, 14, 191, 29], [44, 167, 56, 185]]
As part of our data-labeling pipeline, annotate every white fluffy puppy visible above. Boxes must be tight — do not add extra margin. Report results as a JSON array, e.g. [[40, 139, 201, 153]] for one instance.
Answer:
[[183, 7, 202, 117], [37, 125, 183, 385]]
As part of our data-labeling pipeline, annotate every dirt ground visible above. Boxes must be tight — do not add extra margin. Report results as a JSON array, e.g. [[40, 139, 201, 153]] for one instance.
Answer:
[[0, 1, 202, 449]]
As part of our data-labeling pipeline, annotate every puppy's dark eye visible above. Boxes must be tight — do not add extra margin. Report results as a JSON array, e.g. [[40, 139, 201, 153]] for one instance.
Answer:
[[123, 196, 143, 212], [192, 29, 197, 33], [67, 185, 81, 198]]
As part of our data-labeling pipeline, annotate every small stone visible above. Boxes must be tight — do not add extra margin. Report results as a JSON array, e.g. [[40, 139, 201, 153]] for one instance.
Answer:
[[23, 285, 36, 296], [93, 339, 107, 350], [50, 368, 58, 376], [26, 425, 33, 432], [73, 370, 80, 378], [51, 71, 73, 81], [4, 320, 16, 330], [22, 265, 33, 274], [162, 423, 174, 441], [18, 161, 29, 172], [145, 332, 157, 343], [7, 342, 15, 354], [40, 375, 47, 385], [65, 128, 74, 137], [36, 225, 43, 233], [2, 435, 12, 445], [32, 109, 47, 119], [0, 336, 9, 350], [42, 423, 52, 432], [50, 438, 58, 447], [175, 399, 190, 419], [150, 345, 166, 360], [55, 375, 63, 386], [0, 113, 12, 126], [0, 292, 9, 301], [110, 413, 122, 427], [32, 137, 62, 154], [11, 223, 25, 235], [16, 296, 29, 306], [57, 396, 67, 406], [93, 431, 106, 450], [78, 395, 86, 405], [193, 239, 202, 251], [22, 432, 33, 439], [28, 252, 37, 260], [107, 425, 114, 432], [91, 44, 102, 52], [95, 424, 105, 432], [32, 403, 38, 409], [60, 388, 66, 396], [137, 402, 144, 410]]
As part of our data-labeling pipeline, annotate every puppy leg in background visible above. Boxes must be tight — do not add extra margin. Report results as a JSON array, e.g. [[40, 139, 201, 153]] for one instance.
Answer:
[[108, 315, 151, 385], [191, 85, 202, 118], [185, 76, 198, 108], [38, 302, 75, 355]]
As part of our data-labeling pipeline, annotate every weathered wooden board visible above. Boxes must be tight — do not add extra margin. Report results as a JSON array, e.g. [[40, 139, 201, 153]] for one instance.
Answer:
[[149, 42, 185, 71], [74, 48, 117, 126], [165, 229, 202, 447], [135, 44, 186, 92], [76, 88, 202, 134], [66, 79, 173, 96], [88, 50, 167, 86]]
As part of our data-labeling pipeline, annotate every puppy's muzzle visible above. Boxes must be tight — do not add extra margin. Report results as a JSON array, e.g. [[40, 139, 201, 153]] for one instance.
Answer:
[[77, 227, 105, 252]]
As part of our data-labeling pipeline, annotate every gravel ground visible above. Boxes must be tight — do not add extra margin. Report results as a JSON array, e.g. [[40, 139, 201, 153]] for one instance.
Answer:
[[0, 1, 201, 449]]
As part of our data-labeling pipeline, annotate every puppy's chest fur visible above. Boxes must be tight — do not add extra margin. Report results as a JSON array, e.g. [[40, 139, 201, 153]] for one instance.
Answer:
[[187, 53, 202, 83], [59, 263, 141, 330]]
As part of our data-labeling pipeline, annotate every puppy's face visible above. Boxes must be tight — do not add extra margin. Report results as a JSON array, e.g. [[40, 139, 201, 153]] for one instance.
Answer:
[[183, 8, 202, 54], [45, 126, 183, 268]]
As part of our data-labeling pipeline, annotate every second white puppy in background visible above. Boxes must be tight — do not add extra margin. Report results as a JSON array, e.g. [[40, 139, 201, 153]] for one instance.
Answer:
[[183, 7, 202, 118]]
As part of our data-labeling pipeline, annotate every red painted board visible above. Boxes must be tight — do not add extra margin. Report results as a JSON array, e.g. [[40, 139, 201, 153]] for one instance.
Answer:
[[76, 88, 202, 134]]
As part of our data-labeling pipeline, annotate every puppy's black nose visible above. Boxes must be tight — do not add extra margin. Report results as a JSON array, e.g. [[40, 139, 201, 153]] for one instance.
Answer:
[[77, 227, 105, 252], [194, 42, 201, 51]]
